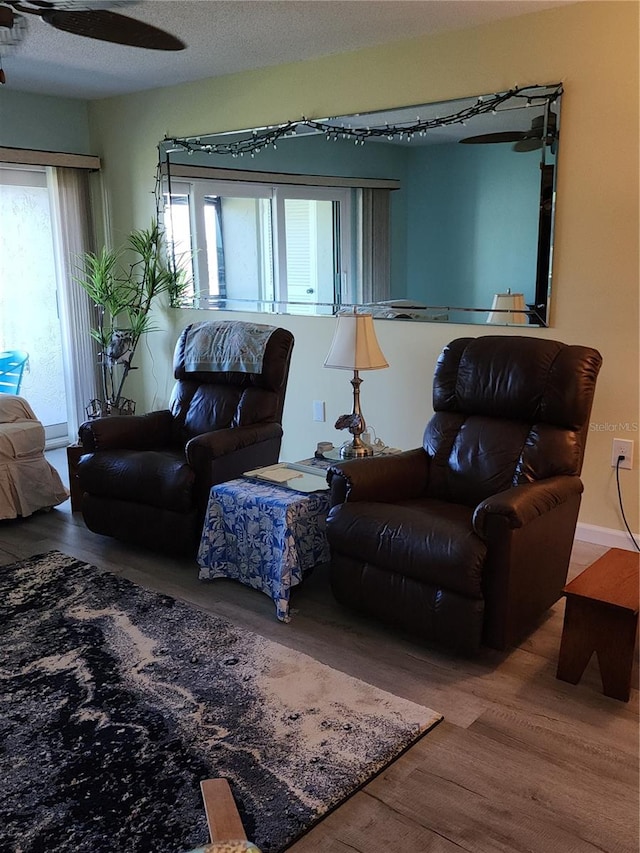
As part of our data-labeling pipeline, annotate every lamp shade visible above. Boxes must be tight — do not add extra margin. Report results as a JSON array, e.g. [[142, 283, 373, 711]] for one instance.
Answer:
[[487, 291, 526, 324], [324, 312, 389, 371]]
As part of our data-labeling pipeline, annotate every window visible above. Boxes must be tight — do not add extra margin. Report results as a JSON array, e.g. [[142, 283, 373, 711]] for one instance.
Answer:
[[1, 158, 99, 441], [0, 165, 68, 441], [164, 178, 353, 315]]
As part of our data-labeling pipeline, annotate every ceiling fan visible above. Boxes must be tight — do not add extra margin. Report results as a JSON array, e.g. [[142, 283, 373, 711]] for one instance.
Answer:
[[0, 1, 185, 64], [459, 108, 558, 152]]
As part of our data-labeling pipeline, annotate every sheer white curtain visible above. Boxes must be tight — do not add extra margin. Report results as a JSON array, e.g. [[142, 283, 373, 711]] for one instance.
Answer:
[[48, 167, 100, 438]]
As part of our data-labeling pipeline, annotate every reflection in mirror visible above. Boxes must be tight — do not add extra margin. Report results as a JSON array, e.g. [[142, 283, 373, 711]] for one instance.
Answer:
[[159, 84, 562, 325]]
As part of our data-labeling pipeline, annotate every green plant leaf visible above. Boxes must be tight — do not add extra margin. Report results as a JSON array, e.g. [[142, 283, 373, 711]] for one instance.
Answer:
[[77, 218, 184, 408]]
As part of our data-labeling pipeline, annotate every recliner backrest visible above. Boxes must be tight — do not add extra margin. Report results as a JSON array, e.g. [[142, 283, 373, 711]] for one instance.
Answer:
[[170, 322, 294, 441], [423, 336, 602, 506]]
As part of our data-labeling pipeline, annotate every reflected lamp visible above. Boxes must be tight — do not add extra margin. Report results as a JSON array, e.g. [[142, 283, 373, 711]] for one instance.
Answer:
[[487, 289, 527, 324]]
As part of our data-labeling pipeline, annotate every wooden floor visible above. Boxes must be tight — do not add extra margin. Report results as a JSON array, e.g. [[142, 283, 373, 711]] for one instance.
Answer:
[[1, 450, 638, 853]]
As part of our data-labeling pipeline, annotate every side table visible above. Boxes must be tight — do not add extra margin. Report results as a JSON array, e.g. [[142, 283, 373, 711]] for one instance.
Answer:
[[556, 548, 639, 701], [198, 477, 331, 622], [66, 443, 85, 512]]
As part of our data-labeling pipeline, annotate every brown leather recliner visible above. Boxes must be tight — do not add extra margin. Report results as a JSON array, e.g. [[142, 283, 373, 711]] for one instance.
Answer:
[[325, 336, 602, 653], [77, 321, 294, 555]]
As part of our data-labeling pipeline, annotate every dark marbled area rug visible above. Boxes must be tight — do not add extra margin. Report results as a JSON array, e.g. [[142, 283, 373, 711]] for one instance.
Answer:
[[0, 551, 442, 853]]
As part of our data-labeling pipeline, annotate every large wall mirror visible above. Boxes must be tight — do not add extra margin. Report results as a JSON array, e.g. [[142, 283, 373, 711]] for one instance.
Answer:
[[159, 83, 562, 325]]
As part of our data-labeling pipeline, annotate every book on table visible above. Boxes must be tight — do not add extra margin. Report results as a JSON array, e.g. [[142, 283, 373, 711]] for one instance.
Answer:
[[242, 462, 329, 492]]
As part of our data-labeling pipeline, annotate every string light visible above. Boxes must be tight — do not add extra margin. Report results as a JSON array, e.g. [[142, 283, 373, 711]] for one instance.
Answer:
[[162, 84, 562, 159]]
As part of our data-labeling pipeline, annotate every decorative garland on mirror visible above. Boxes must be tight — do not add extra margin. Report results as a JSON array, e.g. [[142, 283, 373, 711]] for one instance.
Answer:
[[162, 83, 562, 158]]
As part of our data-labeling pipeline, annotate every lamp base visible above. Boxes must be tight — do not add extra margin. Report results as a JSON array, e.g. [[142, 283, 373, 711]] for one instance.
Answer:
[[340, 440, 373, 459]]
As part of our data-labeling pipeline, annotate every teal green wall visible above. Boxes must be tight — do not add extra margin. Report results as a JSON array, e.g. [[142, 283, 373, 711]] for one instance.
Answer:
[[0, 90, 91, 153], [405, 144, 541, 310]]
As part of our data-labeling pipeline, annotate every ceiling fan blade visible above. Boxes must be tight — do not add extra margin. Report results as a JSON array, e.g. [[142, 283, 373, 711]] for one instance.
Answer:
[[39, 8, 185, 50], [512, 137, 544, 152], [459, 131, 526, 145]]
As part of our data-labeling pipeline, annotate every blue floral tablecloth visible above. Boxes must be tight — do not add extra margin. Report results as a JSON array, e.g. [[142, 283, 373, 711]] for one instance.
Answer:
[[197, 478, 331, 621]]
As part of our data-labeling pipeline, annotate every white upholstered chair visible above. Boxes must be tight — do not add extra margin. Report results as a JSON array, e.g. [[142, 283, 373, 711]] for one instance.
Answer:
[[0, 396, 69, 519]]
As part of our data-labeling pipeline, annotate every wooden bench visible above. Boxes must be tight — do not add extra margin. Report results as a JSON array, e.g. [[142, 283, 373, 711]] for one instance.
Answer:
[[556, 548, 639, 701], [198, 778, 260, 852]]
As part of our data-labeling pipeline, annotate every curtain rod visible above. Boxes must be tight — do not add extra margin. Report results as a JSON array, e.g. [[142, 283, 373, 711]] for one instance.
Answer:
[[0, 146, 100, 170]]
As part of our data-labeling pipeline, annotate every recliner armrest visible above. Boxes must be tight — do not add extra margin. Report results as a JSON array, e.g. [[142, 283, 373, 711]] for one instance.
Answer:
[[473, 475, 584, 537], [78, 410, 174, 451], [186, 422, 283, 462], [327, 448, 429, 506]]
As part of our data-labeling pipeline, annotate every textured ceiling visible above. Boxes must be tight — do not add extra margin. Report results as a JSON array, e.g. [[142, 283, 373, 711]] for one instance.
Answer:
[[0, 0, 577, 100]]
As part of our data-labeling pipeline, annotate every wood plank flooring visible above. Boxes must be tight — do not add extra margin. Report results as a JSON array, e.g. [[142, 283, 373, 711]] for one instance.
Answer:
[[1, 451, 637, 853]]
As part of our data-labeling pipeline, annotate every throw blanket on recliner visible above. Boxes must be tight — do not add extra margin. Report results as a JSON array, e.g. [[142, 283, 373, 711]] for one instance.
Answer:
[[184, 321, 276, 374]]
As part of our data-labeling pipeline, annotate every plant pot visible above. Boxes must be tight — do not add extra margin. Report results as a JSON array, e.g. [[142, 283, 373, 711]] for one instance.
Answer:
[[86, 398, 136, 419]]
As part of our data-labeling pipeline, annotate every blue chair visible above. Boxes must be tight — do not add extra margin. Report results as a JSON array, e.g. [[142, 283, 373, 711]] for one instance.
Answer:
[[0, 350, 29, 395]]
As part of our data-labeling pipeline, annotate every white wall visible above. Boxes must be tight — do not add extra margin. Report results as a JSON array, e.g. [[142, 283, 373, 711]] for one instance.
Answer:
[[87, 1, 639, 537]]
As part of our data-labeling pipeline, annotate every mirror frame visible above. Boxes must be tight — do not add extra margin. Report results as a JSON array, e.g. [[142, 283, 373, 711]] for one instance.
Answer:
[[158, 83, 562, 326]]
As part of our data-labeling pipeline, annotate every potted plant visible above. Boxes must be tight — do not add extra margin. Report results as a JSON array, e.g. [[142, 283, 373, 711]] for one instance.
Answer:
[[76, 220, 187, 417]]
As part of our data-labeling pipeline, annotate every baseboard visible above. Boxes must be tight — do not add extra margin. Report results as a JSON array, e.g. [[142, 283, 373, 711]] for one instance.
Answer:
[[45, 437, 71, 451], [575, 522, 639, 552]]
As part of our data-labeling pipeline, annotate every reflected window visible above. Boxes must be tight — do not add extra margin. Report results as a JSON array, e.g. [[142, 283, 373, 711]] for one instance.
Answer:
[[164, 178, 353, 314], [203, 196, 226, 298], [163, 189, 196, 299]]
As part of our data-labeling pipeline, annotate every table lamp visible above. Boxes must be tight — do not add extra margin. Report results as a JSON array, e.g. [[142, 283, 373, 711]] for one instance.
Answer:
[[324, 310, 388, 458], [486, 289, 527, 324]]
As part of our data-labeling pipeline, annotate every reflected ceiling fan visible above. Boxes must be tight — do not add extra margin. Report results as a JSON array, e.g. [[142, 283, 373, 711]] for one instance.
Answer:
[[459, 108, 558, 152], [0, 0, 185, 80]]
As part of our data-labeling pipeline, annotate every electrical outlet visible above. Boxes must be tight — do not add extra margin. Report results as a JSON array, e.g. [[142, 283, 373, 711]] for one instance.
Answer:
[[611, 439, 633, 470], [312, 400, 325, 423]]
